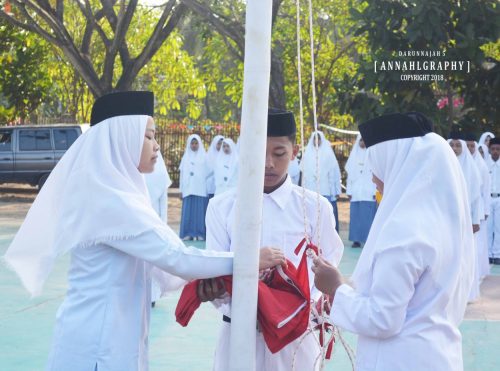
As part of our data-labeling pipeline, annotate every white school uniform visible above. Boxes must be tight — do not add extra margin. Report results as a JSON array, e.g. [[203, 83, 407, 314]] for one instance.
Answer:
[[206, 135, 224, 195], [302, 131, 341, 199], [4, 116, 234, 371], [345, 134, 376, 201], [179, 134, 208, 198], [206, 175, 344, 371], [331, 133, 474, 371], [487, 157, 500, 258]]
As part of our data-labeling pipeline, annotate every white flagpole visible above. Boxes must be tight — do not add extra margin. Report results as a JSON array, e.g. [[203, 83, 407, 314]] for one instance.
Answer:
[[228, 0, 273, 370]]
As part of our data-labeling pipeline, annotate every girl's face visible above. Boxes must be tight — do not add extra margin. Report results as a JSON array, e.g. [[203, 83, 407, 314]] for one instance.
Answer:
[[138, 117, 159, 173], [216, 138, 224, 151], [223, 143, 231, 154], [359, 138, 366, 149], [190, 138, 199, 152], [485, 135, 491, 147], [450, 140, 462, 156]]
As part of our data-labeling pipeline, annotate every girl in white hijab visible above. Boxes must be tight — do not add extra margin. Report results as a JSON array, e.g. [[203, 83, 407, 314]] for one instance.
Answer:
[[479, 131, 495, 162], [3, 92, 285, 371], [179, 134, 209, 241], [214, 138, 239, 195], [464, 136, 492, 279], [449, 137, 483, 302], [313, 112, 474, 371], [345, 134, 377, 247], [302, 131, 342, 231], [206, 135, 224, 197]]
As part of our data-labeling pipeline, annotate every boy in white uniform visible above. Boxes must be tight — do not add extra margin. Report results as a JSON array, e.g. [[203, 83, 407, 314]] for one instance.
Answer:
[[199, 109, 344, 370]]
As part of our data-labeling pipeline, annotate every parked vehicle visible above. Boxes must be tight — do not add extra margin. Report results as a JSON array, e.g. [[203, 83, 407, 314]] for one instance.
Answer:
[[0, 124, 82, 189]]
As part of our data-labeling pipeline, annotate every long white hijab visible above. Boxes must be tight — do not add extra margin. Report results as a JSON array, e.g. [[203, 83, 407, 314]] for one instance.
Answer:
[[145, 151, 171, 204], [448, 139, 482, 218], [302, 131, 340, 188], [353, 133, 473, 325], [214, 138, 238, 188], [4, 115, 169, 296]]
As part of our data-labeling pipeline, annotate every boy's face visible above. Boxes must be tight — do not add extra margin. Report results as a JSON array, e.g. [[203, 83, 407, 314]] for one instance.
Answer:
[[491, 144, 500, 161], [264, 136, 298, 193]]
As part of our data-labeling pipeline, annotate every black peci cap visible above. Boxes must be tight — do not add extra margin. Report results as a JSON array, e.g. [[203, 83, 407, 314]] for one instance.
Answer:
[[267, 108, 296, 137], [90, 91, 154, 126], [359, 112, 433, 148]]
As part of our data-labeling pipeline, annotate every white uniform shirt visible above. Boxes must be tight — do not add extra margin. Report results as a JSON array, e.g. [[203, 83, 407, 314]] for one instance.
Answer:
[[489, 159, 500, 194], [206, 175, 344, 370], [331, 133, 473, 371], [46, 231, 233, 371]]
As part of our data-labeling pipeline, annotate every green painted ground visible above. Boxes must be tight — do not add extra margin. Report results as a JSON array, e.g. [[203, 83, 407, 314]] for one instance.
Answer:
[[1, 228, 499, 370]]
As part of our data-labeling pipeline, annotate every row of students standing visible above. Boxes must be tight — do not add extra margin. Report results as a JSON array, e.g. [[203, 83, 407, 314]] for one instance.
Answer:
[[447, 131, 498, 303], [287, 131, 377, 243], [179, 134, 239, 240]]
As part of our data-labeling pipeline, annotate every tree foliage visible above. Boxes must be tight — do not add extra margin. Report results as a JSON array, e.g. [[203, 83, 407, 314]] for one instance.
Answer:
[[347, 0, 499, 135]]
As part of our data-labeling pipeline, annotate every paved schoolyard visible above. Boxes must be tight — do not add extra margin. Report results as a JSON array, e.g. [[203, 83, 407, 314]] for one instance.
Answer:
[[1, 185, 499, 370]]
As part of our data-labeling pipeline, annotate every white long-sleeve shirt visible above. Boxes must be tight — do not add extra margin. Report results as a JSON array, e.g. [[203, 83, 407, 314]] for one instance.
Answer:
[[46, 230, 233, 371], [205, 175, 344, 370]]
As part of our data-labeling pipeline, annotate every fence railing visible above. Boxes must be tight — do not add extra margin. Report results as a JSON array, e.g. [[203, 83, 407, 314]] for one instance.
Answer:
[[156, 120, 358, 188], [9, 117, 358, 188]]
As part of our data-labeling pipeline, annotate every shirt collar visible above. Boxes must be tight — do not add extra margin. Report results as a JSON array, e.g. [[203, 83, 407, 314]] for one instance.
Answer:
[[264, 175, 293, 210]]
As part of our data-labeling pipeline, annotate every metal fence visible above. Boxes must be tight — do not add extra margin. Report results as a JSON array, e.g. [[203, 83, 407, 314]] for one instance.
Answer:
[[10, 117, 358, 188], [157, 120, 358, 188]]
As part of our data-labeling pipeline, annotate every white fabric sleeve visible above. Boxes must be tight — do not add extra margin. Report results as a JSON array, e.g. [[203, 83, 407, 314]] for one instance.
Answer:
[[310, 198, 344, 300], [329, 161, 342, 196], [205, 199, 233, 313], [330, 246, 426, 339], [346, 176, 353, 196], [483, 172, 491, 216], [151, 266, 187, 294], [108, 229, 233, 280], [158, 191, 167, 223]]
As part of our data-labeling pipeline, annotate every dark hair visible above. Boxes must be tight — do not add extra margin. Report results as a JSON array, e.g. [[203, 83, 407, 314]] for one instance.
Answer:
[[287, 133, 296, 144]]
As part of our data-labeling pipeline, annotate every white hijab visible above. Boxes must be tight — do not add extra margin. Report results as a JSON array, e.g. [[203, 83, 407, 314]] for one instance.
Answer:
[[345, 134, 370, 182], [302, 131, 340, 182], [469, 141, 491, 218], [354, 133, 473, 324], [145, 151, 171, 203], [179, 134, 207, 169], [207, 135, 224, 165], [447, 139, 482, 218], [214, 138, 238, 192], [478, 132, 495, 147], [4, 115, 170, 297]]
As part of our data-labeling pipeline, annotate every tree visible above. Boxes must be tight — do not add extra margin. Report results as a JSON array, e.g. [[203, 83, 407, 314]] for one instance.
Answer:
[[181, 0, 366, 127], [0, 17, 52, 123], [348, 0, 499, 135], [0, 0, 187, 97]]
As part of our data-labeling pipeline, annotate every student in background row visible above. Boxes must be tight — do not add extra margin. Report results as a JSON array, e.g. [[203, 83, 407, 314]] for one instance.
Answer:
[[214, 138, 239, 195], [487, 137, 500, 265], [464, 133, 491, 278], [302, 131, 341, 232], [448, 135, 483, 302], [179, 134, 209, 241], [345, 134, 377, 248], [206, 135, 224, 198]]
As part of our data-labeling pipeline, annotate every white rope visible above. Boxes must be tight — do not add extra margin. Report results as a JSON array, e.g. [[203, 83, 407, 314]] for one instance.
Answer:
[[294, 0, 356, 369]]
